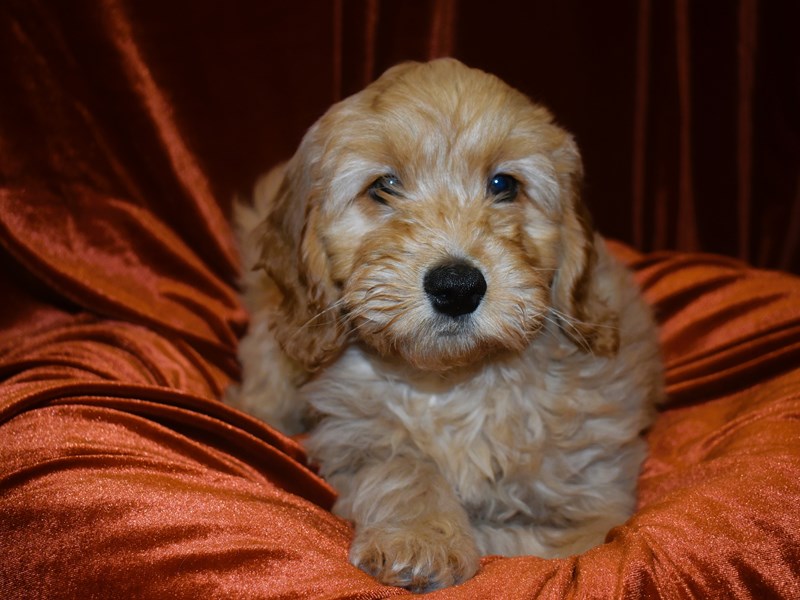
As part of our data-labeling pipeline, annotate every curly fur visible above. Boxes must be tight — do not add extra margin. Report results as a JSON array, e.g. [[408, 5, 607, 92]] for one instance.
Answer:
[[227, 59, 663, 592]]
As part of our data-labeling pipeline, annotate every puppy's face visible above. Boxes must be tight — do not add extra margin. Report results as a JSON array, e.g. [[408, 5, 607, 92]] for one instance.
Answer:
[[260, 59, 612, 372]]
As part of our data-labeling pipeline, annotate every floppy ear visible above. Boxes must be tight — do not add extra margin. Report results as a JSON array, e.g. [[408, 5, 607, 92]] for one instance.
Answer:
[[551, 142, 620, 357], [254, 148, 348, 371]]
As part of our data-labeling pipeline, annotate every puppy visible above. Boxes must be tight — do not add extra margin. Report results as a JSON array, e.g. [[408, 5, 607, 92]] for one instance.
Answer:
[[229, 59, 663, 592]]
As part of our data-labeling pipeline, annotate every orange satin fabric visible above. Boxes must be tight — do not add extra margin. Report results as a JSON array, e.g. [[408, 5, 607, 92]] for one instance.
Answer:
[[2, 1, 800, 598], [3, 234, 800, 599]]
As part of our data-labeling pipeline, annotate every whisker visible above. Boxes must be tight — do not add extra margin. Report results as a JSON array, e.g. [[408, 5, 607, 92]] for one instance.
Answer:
[[287, 298, 348, 343], [546, 309, 596, 356], [549, 307, 619, 331]]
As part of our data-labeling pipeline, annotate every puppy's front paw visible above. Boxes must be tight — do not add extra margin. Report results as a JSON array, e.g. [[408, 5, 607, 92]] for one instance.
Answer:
[[350, 520, 480, 592]]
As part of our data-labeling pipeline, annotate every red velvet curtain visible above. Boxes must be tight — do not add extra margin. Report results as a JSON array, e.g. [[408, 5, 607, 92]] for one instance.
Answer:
[[2, 0, 796, 272]]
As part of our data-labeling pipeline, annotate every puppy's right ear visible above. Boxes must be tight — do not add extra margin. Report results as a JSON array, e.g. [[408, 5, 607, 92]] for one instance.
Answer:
[[252, 154, 348, 371]]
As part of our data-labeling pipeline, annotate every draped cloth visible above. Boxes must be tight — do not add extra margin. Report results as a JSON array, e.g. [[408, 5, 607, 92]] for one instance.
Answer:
[[2, 1, 799, 598]]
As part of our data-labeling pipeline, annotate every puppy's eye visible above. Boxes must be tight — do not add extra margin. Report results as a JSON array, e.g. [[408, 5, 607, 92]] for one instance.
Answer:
[[488, 173, 519, 203], [367, 175, 403, 204]]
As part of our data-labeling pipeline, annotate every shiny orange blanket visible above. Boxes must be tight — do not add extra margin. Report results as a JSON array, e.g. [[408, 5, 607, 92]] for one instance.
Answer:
[[2, 2, 800, 598], [3, 217, 800, 598]]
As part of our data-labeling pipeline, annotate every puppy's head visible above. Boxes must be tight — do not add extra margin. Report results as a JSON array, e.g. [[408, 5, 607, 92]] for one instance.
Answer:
[[257, 59, 618, 372]]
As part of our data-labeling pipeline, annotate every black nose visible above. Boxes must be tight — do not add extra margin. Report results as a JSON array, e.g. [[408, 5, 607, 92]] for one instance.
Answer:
[[423, 262, 487, 317]]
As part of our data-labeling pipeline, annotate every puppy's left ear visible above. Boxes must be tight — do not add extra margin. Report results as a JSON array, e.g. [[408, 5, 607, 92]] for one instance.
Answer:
[[551, 140, 620, 356], [254, 155, 349, 371]]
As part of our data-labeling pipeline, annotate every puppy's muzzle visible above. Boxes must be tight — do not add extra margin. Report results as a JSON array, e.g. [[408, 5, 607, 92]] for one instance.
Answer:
[[424, 262, 487, 317]]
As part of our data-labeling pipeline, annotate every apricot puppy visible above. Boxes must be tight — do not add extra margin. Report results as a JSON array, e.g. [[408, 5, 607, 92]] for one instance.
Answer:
[[229, 58, 663, 592]]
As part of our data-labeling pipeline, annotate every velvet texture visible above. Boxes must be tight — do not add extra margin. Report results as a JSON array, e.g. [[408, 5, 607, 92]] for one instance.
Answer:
[[1, 1, 799, 598]]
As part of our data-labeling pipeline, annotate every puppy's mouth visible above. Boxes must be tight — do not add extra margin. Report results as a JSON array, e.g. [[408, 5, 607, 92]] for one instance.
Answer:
[[392, 261, 501, 371], [346, 259, 544, 372], [433, 317, 473, 337]]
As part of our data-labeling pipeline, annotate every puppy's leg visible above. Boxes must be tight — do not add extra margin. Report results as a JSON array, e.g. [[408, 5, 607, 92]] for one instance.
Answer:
[[332, 456, 480, 592], [472, 518, 614, 559]]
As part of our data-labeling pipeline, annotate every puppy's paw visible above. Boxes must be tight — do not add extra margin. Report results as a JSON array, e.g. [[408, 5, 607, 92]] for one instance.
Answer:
[[350, 520, 480, 592]]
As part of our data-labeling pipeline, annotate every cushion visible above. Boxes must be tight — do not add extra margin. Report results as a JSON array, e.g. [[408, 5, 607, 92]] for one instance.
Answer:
[[2, 191, 800, 596]]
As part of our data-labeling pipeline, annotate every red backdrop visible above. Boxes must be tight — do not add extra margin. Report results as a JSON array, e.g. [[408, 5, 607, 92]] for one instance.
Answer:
[[3, 0, 796, 273]]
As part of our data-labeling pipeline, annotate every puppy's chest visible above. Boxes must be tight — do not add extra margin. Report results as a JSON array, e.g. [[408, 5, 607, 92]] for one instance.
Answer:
[[308, 348, 582, 519], [393, 376, 552, 507]]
